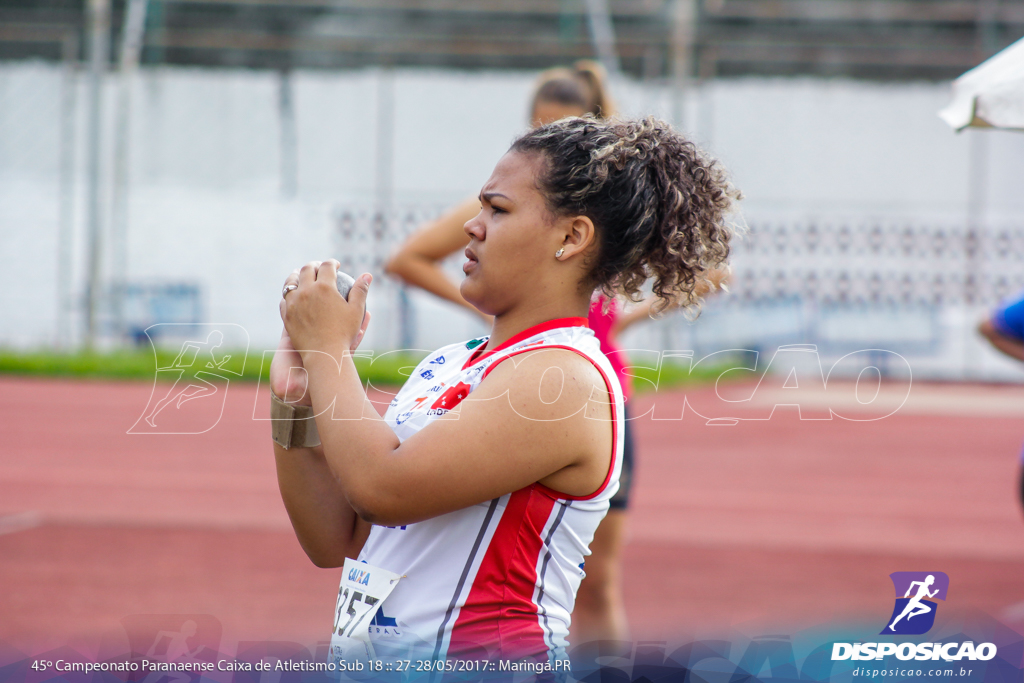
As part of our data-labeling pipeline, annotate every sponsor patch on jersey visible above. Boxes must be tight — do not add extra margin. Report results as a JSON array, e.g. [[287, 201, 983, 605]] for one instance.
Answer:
[[347, 567, 372, 586], [369, 605, 403, 637], [431, 382, 471, 411]]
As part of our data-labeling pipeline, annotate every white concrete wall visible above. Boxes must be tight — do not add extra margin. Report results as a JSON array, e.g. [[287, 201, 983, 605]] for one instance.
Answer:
[[702, 78, 1024, 223], [2, 62, 1023, 380]]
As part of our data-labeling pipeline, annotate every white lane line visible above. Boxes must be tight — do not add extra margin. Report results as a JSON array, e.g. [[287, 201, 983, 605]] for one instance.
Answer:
[[1002, 601, 1024, 622], [0, 511, 43, 536]]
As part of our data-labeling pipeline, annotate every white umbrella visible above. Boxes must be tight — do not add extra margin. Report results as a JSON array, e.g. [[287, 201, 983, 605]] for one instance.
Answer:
[[939, 36, 1024, 131]]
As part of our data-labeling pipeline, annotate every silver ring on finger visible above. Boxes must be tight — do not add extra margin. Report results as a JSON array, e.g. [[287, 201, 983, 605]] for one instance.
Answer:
[[282, 284, 298, 299]]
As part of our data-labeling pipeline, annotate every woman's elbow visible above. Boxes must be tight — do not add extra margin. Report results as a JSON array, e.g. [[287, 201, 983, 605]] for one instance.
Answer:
[[309, 553, 345, 569], [299, 542, 348, 569], [347, 485, 407, 528], [348, 495, 386, 527], [383, 251, 410, 279]]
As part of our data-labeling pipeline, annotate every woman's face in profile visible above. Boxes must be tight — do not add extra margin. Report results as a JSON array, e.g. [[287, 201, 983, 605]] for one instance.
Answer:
[[461, 151, 562, 315], [531, 101, 587, 128]]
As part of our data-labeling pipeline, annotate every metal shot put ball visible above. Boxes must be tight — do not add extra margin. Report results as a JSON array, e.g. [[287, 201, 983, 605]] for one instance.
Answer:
[[336, 270, 356, 300], [336, 270, 368, 324]]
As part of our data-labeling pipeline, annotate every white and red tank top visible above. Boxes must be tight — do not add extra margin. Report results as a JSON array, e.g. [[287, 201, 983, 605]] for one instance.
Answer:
[[336, 317, 624, 662]]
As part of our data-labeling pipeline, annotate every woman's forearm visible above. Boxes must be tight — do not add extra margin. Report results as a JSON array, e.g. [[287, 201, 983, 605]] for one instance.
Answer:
[[301, 348, 404, 525], [388, 251, 479, 314], [610, 268, 730, 338], [979, 319, 1024, 363], [384, 197, 487, 320], [984, 328, 1024, 362], [610, 299, 656, 338], [274, 442, 367, 567]]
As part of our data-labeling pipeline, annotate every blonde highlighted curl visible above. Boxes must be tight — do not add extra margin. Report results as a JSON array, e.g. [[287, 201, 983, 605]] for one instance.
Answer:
[[511, 116, 739, 314]]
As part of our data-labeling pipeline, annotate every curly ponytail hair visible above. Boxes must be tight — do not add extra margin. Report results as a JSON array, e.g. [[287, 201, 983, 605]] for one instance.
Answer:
[[510, 116, 738, 313]]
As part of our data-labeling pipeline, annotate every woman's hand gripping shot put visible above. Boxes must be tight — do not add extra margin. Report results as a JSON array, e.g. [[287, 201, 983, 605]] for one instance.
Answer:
[[269, 117, 738, 664]]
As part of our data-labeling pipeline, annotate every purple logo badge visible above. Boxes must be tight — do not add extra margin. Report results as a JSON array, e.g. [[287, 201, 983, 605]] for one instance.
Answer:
[[881, 572, 949, 635]]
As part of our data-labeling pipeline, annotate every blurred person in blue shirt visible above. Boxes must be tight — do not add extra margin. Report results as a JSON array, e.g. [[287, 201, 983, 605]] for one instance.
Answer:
[[979, 290, 1024, 516]]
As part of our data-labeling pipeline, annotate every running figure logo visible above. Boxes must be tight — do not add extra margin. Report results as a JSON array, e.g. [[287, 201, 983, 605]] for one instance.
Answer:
[[120, 613, 221, 682], [881, 571, 949, 635], [144, 331, 231, 427], [129, 323, 249, 435]]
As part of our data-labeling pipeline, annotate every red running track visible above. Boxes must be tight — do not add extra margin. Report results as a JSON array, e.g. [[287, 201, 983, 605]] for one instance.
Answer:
[[1, 376, 1023, 657]]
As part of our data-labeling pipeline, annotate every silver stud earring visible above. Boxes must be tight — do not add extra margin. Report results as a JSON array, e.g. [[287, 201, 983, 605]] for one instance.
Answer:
[[555, 248, 565, 259]]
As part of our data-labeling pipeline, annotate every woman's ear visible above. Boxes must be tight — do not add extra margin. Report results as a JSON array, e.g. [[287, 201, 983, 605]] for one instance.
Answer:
[[557, 215, 597, 260]]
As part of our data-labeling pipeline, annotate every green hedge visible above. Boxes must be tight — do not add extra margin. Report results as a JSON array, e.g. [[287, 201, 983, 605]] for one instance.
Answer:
[[0, 348, 426, 387], [0, 348, 741, 392]]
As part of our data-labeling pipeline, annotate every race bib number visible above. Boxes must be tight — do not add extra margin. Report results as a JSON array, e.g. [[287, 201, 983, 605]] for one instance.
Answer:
[[329, 558, 403, 662]]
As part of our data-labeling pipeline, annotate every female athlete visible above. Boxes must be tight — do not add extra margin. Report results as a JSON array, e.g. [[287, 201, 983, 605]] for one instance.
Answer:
[[384, 63, 727, 643], [270, 116, 737, 663]]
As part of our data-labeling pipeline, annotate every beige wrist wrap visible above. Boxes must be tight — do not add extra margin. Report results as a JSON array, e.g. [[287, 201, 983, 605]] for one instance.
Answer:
[[270, 391, 321, 449]]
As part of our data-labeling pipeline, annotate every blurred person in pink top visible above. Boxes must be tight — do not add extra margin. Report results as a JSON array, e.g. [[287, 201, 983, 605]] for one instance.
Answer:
[[582, 285, 724, 636]]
